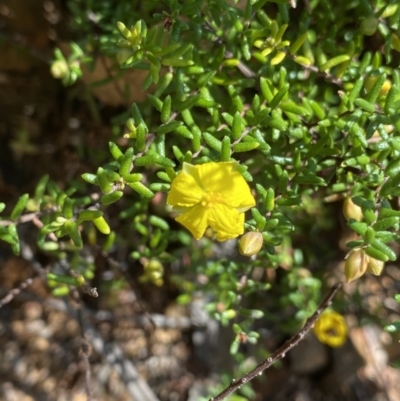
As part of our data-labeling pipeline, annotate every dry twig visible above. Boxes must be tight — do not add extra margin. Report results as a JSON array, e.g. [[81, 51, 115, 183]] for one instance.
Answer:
[[209, 283, 342, 401]]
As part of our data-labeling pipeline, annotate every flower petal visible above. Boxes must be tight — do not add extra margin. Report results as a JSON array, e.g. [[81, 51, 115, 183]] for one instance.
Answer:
[[208, 203, 245, 241], [175, 204, 209, 240], [196, 162, 255, 210], [167, 164, 204, 207], [313, 311, 347, 347]]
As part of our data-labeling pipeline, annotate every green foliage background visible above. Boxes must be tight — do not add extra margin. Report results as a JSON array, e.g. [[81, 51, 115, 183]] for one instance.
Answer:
[[2, 0, 400, 389]]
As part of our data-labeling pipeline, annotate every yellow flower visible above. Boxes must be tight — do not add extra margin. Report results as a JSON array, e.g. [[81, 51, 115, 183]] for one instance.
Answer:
[[313, 310, 347, 347], [167, 162, 255, 241]]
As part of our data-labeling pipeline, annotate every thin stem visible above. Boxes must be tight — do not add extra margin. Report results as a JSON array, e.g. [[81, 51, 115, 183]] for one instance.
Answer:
[[209, 283, 342, 401]]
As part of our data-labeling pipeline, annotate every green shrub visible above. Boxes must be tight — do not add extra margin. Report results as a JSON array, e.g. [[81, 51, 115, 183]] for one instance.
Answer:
[[3, 0, 400, 397]]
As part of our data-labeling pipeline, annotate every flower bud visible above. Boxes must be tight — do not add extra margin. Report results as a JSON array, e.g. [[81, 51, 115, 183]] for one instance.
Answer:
[[139, 259, 164, 286], [366, 257, 385, 276], [51, 59, 69, 79], [239, 231, 263, 257], [343, 197, 363, 221], [344, 249, 369, 283]]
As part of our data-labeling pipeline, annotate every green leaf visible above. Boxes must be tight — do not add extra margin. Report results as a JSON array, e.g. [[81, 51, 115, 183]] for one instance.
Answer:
[[129, 182, 154, 198], [119, 148, 134, 178], [264, 111, 287, 131], [136, 123, 147, 152], [156, 121, 183, 135], [347, 76, 364, 105], [221, 136, 231, 161], [232, 142, 260, 152], [78, 210, 103, 221], [280, 101, 310, 116], [124, 173, 142, 183], [154, 72, 173, 97], [289, 32, 307, 55], [149, 183, 170, 191], [97, 167, 113, 194], [380, 172, 400, 196], [174, 125, 193, 139], [270, 84, 289, 110], [320, 54, 351, 71], [260, 77, 274, 103], [251, 108, 271, 125], [239, 308, 264, 319], [148, 94, 163, 111], [369, 238, 396, 261], [109, 141, 124, 161], [62, 198, 74, 219], [176, 94, 202, 112], [294, 175, 326, 186], [93, 216, 111, 234], [374, 216, 399, 231], [152, 43, 181, 57], [101, 191, 123, 205], [10, 194, 29, 221], [366, 73, 386, 104], [161, 58, 194, 67], [161, 95, 172, 124], [232, 112, 243, 140], [34, 175, 49, 202], [347, 219, 368, 236], [203, 132, 222, 151], [81, 173, 98, 185], [354, 98, 375, 113], [65, 220, 82, 248], [149, 215, 169, 230]]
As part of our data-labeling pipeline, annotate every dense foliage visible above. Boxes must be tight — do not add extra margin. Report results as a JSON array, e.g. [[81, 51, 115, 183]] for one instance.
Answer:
[[2, 0, 400, 397]]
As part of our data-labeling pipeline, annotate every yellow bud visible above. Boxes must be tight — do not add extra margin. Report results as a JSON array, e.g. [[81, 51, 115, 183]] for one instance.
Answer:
[[140, 259, 164, 286], [239, 232, 263, 257], [366, 257, 385, 276], [51, 59, 69, 79], [76, 275, 85, 286], [342, 197, 363, 221], [344, 249, 369, 283], [145, 259, 164, 273]]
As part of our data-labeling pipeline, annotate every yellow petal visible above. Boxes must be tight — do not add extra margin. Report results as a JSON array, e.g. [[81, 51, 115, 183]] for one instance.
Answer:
[[208, 204, 245, 241], [313, 311, 347, 347], [196, 162, 255, 210], [175, 204, 209, 240], [167, 164, 204, 207]]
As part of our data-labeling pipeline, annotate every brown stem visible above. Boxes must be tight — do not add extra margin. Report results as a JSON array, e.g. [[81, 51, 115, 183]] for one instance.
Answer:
[[209, 283, 342, 401]]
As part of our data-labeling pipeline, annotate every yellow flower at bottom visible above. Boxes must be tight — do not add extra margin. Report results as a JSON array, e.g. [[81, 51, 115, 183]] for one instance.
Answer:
[[167, 162, 255, 241], [313, 310, 347, 347]]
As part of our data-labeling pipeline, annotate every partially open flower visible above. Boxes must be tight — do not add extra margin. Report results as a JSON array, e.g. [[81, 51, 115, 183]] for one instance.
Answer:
[[167, 162, 255, 241], [313, 310, 347, 347], [239, 231, 263, 256]]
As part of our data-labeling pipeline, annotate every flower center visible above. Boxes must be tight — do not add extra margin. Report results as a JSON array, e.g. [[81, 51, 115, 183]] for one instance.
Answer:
[[201, 191, 222, 209]]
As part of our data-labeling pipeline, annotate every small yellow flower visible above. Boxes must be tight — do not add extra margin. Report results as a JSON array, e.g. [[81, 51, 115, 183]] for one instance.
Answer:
[[167, 162, 255, 241], [313, 310, 347, 347]]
